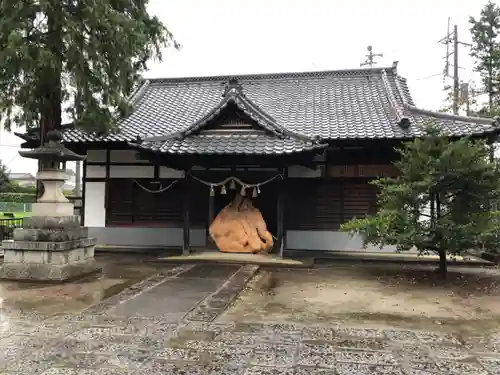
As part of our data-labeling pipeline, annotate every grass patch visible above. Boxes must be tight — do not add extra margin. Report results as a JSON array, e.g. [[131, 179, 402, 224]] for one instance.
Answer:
[[0, 212, 31, 219]]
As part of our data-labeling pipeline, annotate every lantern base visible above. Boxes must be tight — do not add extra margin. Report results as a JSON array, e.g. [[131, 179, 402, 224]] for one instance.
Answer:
[[0, 238, 100, 282], [32, 202, 75, 216], [0, 215, 101, 282]]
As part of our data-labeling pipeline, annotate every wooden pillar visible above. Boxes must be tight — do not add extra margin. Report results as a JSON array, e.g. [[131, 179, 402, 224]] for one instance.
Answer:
[[277, 166, 286, 258], [81, 158, 87, 225], [182, 173, 191, 255], [207, 191, 215, 249]]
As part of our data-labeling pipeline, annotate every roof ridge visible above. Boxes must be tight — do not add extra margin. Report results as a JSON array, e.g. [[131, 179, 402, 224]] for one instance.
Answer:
[[404, 105, 500, 126], [388, 69, 499, 128], [380, 69, 410, 127], [144, 66, 398, 85], [128, 79, 151, 105]]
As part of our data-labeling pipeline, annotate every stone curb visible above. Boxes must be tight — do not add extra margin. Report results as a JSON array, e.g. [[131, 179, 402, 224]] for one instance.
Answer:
[[183, 264, 260, 323], [481, 252, 500, 264]]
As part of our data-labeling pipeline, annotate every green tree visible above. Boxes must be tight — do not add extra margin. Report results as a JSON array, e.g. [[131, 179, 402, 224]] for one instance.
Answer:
[[469, 1, 500, 115], [0, 0, 179, 143], [0, 161, 12, 192], [341, 128, 500, 278], [439, 83, 476, 114]]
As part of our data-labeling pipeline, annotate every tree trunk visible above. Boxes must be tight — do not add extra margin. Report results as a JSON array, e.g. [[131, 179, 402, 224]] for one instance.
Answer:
[[434, 194, 447, 279], [36, 0, 63, 187], [437, 248, 447, 279], [489, 40, 494, 115]]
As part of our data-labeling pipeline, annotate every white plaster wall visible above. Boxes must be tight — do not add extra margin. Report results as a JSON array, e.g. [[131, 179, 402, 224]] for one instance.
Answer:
[[86, 165, 106, 178], [84, 182, 106, 227], [159, 167, 184, 178], [86, 150, 107, 163], [110, 150, 148, 163], [286, 230, 399, 252], [109, 165, 154, 178], [88, 227, 207, 247], [287, 165, 322, 178], [87, 165, 184, 179]]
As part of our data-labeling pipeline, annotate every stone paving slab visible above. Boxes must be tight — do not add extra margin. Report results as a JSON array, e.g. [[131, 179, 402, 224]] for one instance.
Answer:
[[103, 264, 245, 321], [184, 264, 259, 322], [0, 318, 495, 374], [0, 264, 499, 374]]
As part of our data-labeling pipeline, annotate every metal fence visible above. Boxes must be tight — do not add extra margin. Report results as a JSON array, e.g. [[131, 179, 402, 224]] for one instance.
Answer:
[[0, 218, 24, 241], [0, 202, 32, 213]]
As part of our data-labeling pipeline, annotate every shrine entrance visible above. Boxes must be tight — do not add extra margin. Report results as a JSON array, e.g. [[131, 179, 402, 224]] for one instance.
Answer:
[[189, 170, 282, 254]]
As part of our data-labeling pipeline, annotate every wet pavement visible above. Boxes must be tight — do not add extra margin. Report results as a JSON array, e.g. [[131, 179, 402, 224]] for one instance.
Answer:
[[0, 260, 498, 374]]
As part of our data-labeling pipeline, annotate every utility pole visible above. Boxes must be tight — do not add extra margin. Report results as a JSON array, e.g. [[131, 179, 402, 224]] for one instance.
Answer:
[[452, 25, 459, 115], [438, 20, 472, 115], [360, 45, 383, 68], [461, 82, 470, 116], [440, 18, 452, 79]]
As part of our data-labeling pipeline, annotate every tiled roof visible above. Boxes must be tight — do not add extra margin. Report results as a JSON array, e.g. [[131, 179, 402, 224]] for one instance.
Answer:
[[137, 131, 326, 155], [18, 65, 500, 153]]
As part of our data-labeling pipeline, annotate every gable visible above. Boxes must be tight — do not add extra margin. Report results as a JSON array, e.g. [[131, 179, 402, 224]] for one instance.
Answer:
[[197, 102, 264, 133]]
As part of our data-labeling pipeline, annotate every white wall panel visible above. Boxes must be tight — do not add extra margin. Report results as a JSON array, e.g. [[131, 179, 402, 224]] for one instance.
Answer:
[[287, 165, 322, 178], [109, 165, 154, 178], [159, 167, 184, 178], [86, 150, 107, 163], [110, 150, 148, 163], [84, 182, 106, 227], [86, 165, 106, 178]]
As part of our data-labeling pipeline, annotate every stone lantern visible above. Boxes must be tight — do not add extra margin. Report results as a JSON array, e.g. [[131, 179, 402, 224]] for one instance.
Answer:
[[0, 130, 101, 281]]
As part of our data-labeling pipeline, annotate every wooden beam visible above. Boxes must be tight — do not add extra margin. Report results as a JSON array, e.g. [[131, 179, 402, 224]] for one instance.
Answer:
[[182, 173, 191, 255], [207, 191, 216, 249], [104, 149, 111, 226], [81, 159, 87, 225], [277, 166, 286, 257]]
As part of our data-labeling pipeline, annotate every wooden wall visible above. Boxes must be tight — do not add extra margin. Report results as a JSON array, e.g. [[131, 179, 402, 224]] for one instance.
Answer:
[[285, 178, 379, 230], [84, 142, 400, 230]]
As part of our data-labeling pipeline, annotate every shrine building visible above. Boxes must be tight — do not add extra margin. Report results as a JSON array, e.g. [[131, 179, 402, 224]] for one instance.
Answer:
[[18, 64, 500, 256]]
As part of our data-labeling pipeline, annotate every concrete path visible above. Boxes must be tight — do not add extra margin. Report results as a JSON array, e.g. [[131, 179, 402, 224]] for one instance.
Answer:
[[0, 263, 498, 374]]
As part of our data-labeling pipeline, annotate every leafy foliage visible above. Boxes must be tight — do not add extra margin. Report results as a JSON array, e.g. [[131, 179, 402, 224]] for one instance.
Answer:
[[341, 127, 500, 276], [439, 84, 477, 114], [0, 162, 12, 192], [0, 0, 179, 135], [469, 1, 500, 115]]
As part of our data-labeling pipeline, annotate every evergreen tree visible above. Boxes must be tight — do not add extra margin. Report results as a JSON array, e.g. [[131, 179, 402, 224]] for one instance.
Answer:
[[0, 161, 11, 192], [0, 0, 178, 141], [341, 128, 500, 278], [439, 83, 475, 114], [470, 1, 500, 115]]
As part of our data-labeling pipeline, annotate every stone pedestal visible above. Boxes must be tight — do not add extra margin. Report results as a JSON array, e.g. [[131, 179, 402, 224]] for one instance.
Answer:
[[0, 170, 101, 282]]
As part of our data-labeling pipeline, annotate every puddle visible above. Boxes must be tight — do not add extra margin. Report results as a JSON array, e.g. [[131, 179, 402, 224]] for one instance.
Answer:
[[0, 254, 163, 316]]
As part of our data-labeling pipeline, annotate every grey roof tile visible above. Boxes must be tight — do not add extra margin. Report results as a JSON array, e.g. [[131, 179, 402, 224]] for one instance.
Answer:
[[137, 132, 325, 155], [21, 66, 500, 152]]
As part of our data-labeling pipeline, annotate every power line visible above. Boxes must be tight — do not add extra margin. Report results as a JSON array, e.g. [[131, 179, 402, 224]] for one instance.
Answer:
[[416, 73, 443, 81], [384, 33, 460, 55], [360, 45, 383, 68], [440, 18, 452, 79], [2, 153, 19, 169], [438, 19, 471, 115]]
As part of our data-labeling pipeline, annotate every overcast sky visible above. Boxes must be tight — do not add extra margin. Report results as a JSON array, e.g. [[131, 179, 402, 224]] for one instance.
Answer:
[[1, 0, 488, 174]]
